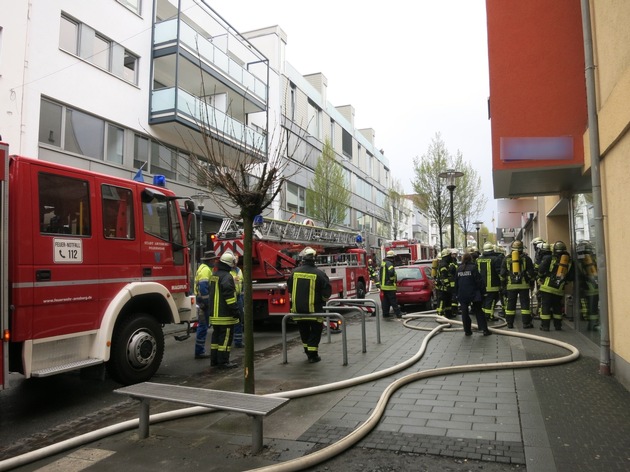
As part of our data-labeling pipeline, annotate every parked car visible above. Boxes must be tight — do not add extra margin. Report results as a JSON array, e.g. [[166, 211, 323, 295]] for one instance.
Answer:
[[380, 264, 436, 311]]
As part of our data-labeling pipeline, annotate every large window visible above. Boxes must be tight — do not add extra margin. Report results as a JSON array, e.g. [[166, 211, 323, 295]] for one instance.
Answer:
[[307, 100, 320, 139], [39, 98, 121, 163], [39, 173, 91, 236], [59, 14, 138, 85], [286, 182, 305, 215], [342, 129, 352, 158], [117, 0, 141, 14]]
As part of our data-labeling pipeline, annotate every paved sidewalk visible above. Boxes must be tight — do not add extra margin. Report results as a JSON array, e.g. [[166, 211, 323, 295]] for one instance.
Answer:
[[3, 309, 630, 472]]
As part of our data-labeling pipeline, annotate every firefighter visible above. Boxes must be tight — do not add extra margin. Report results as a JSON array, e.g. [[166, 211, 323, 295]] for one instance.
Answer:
[[380, 250, 403, 318], [288, 247, 333, 363], [531, 237, 547, 318], [538, 241, 574, 331], [208, 250, 241, 369], [230, 254, 245, 348], [576, 241, 599, 330], [368, 258, 380, 290], [500, 240, 535, 329], [437, 248, 457, 319], [193, 251, 216, 359], [476, 242, 502, 321]]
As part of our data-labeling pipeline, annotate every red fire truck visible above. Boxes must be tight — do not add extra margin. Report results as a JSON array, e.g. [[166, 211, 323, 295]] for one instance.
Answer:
[[382, 239, 435, 266], [211, 217, 370, 321], [0, 142, 196, 389]]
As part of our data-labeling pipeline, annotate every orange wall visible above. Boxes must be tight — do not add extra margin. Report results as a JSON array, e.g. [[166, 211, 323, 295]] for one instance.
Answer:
[[486, 0, 588, 171]]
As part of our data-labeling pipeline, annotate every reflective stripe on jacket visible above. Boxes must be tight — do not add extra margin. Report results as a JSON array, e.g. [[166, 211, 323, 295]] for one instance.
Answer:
[[380, 259, 397, 291]]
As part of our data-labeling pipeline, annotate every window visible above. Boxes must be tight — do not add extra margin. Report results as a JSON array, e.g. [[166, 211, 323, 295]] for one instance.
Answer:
[[286, 182, 305, 214], [39, 100, 62, 147], [117, 0, 141, 14], [106, 125, 124, 164], [59, 16, 79, 55], [133, 134, 149, 170], [150, 141, 177, 180], [342, 129, 352, 158], [59, 14, 138, 84], [289, 83, 296, 121], [307, 100, 320, 138], [39, 173, 91, 236], [64, 108, 104, 159], [143, 197, 170, 241], [102, 184, 134, 239]]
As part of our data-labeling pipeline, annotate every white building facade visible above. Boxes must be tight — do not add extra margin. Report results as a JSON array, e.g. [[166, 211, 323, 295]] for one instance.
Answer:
[[1, 0, 392, 252]]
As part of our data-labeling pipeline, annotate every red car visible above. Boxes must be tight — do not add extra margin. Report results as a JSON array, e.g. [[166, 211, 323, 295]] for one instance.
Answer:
[[380, 264, 436, 310]]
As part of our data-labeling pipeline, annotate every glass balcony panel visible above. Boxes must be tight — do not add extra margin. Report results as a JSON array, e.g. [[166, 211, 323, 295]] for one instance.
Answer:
[[154, 19, 178, 44]]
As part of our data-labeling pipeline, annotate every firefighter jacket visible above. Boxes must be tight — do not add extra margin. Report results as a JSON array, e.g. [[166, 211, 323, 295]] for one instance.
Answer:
[[500, 252, 535, 290], [437, 255, 456, 292], [539, 252, 574, 296], [455, 261, 485, 304], [379, 258, 397, 291], [194, 262, 212, 306], [208, 261, 240, 326], [476, 253, 502, 292], [230, 266, 243, 296], [288, 260, 332, 321]]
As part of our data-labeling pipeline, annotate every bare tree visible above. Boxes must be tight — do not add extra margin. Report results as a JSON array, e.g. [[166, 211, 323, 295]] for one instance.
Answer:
[[452, 151, 487, 248], [183, 92, 304, 394], [412, 133, 451, 250], [388, 179, 407, 240]]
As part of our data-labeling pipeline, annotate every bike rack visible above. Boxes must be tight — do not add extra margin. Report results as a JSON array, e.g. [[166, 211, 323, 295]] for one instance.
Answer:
[[325, 298, 381, 347], [281, 312, 347, 366]]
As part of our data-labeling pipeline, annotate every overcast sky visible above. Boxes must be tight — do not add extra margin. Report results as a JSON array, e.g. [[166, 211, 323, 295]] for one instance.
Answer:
[[211, 0, 497, 232]]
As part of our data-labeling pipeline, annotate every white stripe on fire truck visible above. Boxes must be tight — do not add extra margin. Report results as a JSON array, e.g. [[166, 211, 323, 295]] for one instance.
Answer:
[[12, 275, 189, 289]]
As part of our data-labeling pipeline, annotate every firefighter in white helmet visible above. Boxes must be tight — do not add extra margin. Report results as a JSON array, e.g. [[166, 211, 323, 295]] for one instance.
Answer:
[[288, 247, 332, 363], [436, 248, 458, 319], [207, 250, 241, 368]]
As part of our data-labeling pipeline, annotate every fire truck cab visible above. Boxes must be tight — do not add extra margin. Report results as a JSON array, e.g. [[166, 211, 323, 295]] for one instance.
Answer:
[[0, 143, 196, 388]]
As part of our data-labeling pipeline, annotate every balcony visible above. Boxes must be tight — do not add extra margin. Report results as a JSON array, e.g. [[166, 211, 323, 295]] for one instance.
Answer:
[[151, 0, 268, 158]]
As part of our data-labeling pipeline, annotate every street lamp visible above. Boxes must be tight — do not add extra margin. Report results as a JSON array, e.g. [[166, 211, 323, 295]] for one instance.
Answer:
[[439, 169, 464, 249], [473, 220, 483, 248], [191, 193, 209, 270]]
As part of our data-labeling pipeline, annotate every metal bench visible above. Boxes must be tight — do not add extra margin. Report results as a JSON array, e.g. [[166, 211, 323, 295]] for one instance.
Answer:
[[115, 382, 290, 453]]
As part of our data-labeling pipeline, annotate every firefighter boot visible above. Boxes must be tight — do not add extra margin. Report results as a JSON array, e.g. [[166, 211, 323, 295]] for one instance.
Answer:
[[522, 314, 534, 329], [506, 316, 514, 329], [540, 319, 550, 332], [553, 318, 563, 331]]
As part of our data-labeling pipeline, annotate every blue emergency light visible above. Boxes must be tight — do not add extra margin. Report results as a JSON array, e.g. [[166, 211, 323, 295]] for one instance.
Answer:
[[153, 175, 166, 187]]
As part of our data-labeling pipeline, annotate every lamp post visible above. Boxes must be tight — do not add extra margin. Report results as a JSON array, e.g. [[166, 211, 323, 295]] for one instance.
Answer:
[[439, 169, 463, 249], [473, 220, 483, 248], [191, 193, 209, 271]]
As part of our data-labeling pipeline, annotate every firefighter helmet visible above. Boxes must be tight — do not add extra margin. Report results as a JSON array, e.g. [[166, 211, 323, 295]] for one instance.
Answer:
[[386, 250, 395, 258], [441, 248, 450, 258], [301, 246, 317, 259], [511, 240, 524, 252], [219, 250, 236, 266], [553, 241, 567, 254], [483, 242, 494, 253], [541, 242, 551, 253], [532, 237, 544, 249]]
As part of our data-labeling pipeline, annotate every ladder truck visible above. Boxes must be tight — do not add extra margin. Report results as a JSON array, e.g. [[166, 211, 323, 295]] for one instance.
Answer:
[[211, 216, 370, 321]]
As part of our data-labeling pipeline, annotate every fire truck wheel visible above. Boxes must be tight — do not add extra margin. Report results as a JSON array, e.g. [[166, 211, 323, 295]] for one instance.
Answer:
[[357, 281, 367, 299], [107, 314, 165, 385]]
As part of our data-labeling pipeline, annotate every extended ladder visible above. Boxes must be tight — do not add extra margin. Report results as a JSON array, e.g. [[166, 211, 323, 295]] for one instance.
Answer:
[[217, 217, 360, 247]]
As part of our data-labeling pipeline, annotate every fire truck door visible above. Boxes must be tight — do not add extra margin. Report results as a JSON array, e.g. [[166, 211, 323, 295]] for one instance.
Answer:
[[27, 167, 100, 338], [1, 143, 9, 389]]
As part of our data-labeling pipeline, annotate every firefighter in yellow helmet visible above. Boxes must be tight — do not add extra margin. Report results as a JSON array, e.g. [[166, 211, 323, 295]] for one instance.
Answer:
[[576, 241, 599, 330], [288, 247, 332, 363], [500, 240, 535, 329], [538, 241, 574, 331], [380, 250, 403, 318]]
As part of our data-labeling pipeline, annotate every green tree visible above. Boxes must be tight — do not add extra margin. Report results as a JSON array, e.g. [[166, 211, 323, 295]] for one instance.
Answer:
[[412, 133, 451, 249], [306, 139, 351, 228]]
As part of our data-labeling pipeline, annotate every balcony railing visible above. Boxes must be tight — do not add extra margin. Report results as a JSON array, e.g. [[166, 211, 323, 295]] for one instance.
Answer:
[[151, 87, 267, 151], [154, 19, 267, 102]]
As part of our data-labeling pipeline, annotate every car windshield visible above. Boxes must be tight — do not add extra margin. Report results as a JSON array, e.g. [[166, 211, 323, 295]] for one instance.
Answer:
[[396, 267, 422, 281]]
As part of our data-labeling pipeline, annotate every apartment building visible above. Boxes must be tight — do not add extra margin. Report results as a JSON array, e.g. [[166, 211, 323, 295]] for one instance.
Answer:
[[0, 0, 391, 254]]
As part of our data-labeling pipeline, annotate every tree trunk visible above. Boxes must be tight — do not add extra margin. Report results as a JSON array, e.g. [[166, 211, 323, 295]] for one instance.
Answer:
[[242, 213, 255, 394]]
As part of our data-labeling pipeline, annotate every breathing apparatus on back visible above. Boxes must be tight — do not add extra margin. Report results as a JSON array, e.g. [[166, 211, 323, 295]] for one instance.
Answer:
[[510, 240, 523, 282]]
